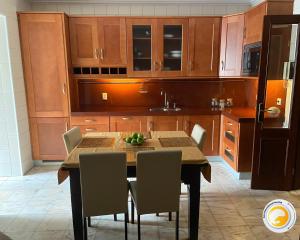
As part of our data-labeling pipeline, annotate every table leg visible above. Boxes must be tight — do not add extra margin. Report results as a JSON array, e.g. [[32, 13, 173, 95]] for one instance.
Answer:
[[188, 168, 201, 240], [69, 168, 84, 240]]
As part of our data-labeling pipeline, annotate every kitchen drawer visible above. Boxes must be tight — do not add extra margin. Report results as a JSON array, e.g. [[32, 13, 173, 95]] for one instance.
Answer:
[[222, 142, 236, 170], [71, 124, 109, 134], [110, 116, 147, 132], [70, 116, 109, 125]]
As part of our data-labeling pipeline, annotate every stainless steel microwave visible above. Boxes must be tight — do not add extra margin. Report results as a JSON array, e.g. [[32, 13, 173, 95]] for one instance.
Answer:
[[242, 42, 262, 76]]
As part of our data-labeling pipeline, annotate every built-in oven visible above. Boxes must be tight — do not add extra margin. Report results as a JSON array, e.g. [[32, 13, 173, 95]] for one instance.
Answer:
[[242, 42, 262, 76]]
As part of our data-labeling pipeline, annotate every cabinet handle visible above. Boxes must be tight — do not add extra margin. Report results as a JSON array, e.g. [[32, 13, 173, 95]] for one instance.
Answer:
[[212, 119, 215, 151], [149, 121, 154, 131], [62, 83, 66, 95], [189, 61, 193, 71], [221, 60, 225, 71], [227, 122, 233, 126], [176, 119, 179, 131], [65, 122, 68, 132], [226, 130, 233, 134], [211, 23, 215, 71], [94, 49, 99, 59], [159, 61, 163, 71], [100, 48, 104, 60], [225, 147, 232, 152], [153, 61, 158, 71], [84, 119, 96, 123], [184, 120, 189, 132], [121, 117, 130, 120], [85, 128, 97, 132]]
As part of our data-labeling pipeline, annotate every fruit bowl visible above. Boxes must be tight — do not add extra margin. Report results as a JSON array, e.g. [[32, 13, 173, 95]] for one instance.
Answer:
[[124, 132, 145, 146]]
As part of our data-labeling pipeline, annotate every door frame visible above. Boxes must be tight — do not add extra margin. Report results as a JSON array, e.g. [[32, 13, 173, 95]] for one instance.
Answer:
[[251, 15, 300, 190]]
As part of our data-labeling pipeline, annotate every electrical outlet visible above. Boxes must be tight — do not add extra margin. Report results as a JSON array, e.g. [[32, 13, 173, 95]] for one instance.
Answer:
[[102, 92, 108, 100], [276, 98, 282, 106]]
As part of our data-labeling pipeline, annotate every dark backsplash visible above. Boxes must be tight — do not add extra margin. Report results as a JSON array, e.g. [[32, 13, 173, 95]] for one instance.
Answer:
[[73, 79, 254, 111]]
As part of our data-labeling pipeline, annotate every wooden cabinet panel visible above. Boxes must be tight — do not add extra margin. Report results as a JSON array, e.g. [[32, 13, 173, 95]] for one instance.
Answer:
[[157, 18, 188, 77], [69, 17, 99, 65], [244, 3, 266, 45], [70, 116, 110, 133], [188, 17, 221, 77], [98, 18, 127, 66], [30, 117, 69, 160], [148, 116, 183, 131], [220, 114, 254, 172], [184, 115, 220, 156], [219, 14, 244, 77], [126, 18, 157, 77], [18, 13, 69, 117], [110, 116, 147, 132]]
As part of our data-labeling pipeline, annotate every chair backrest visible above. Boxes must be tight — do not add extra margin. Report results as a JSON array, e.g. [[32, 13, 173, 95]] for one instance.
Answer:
[[79, 152, 128, 217], [63, 127, 82, 154], [135, 150, 182, 215], [191, 124, 207, 151]]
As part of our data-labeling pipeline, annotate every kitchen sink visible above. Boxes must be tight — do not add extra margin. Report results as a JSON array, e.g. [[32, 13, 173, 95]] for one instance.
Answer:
[[149, 107, 182, 112]]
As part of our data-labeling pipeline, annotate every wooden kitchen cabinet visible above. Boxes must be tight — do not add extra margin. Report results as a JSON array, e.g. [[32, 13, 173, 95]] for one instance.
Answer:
[[69, 17, 127, 66], [219, 14, 244, 77], [148, 116, 184, 131], [126, 18, 188, 77], [70, 116, 110, 133], [244, 1, 293, 45], [18, 13, 70, 117], [110, 116, 148, 132], [30, 118, 69, 160], [188, 17, 221, 77], [184, 115, 220, 156], [219, 114, 254, 172]]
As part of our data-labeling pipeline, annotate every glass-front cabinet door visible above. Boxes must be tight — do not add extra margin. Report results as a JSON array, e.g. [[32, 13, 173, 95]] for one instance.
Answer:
[[157, 19, 188, 77], [126, 19, 157, 77]]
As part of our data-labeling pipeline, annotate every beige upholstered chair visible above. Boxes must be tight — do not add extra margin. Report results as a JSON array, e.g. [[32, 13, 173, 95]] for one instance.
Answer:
[[63, 127, 82, 154], [129, 150, 182, 240], [191, 124, 207, 151], [79, 152, 129, 240]]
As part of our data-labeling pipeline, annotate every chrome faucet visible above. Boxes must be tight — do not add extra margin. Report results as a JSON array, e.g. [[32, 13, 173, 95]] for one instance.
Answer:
[[161, 90, 169, 108]]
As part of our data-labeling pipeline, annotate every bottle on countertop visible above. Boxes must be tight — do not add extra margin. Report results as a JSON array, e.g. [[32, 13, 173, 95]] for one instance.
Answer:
[[219, 99, 225, 110], [226, 98, 233, 107]]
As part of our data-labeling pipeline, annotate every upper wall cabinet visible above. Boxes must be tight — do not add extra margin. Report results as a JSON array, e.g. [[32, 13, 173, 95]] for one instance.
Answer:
[[126, 18, 188, 77], [126, 18, 157, 77], [69, 17, 127, 66], [188, 17, 221, 77], [244, 1, 293, 45], [18, 13, 70, 117], [219, 14, 244, 77]]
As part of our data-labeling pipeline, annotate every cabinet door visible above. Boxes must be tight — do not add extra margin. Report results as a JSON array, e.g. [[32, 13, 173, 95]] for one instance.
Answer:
[[110, 116, 147, 132], [219, 14, 244, 77], [157, 19, 188, 77], [18, 13, 69, 118], [188, 17, 221, 77], [149, 116, 183, 131], [244, 3, 266, 45], [30, 118, 69, 160], [98, 18, 127, 66], [69, 17, 99, 65], [126, 18, 157, 77], [184, 115, 220, 156]]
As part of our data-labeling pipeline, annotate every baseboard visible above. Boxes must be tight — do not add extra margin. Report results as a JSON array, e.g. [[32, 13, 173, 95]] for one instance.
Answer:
[[221, 158, 252, 180]]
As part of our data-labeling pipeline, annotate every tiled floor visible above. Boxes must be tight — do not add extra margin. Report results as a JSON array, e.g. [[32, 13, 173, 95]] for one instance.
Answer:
[[0, 162, 299, 240]]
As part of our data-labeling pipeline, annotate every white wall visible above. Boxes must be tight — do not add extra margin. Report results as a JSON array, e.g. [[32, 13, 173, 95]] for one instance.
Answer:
[[31, 2, 250, 16], [0, 0, 32, 176]]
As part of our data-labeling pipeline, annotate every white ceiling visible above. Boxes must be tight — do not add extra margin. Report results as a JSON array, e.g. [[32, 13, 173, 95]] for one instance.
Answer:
[[30, 0, 259, 5]]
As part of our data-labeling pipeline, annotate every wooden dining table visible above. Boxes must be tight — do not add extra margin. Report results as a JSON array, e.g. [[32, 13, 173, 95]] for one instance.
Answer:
[[58, 131, 211, 240]]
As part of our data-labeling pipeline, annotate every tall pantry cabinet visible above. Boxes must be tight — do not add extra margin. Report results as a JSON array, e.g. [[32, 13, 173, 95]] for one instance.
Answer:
[[18, 13, 70, 160]]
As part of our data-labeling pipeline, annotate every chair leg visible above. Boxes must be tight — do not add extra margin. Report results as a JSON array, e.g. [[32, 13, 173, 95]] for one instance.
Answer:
[[176, 211, 179, 240], [88, 217, 91, 227], [138, 215, 141, 240], [156, 213, 159, 216], [124, 213, 128, 240], [114, 214, 118, 221], [131, 198, 134, 224], [169, 212, 172, 221], [84, 217, 88, 240]]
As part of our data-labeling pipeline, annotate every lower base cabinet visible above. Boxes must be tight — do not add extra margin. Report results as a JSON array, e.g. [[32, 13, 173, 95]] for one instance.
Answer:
[[219, 114, 254, 172], [30, 117, 69, 160], [184, 115, 220, 156], [148, 116, 184, 131]]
